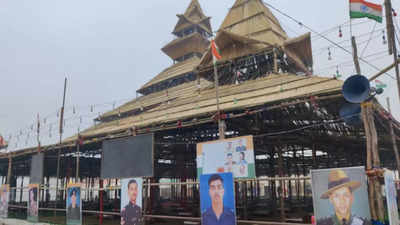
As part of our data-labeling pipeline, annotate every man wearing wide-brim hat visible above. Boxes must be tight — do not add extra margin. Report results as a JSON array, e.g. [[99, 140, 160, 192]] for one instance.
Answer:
[[317, 169, 371, 225]]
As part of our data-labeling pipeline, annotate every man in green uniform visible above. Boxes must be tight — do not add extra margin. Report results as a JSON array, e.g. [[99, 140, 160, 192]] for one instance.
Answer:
[[317, 169, 371, 225], [121, 179, 143, 225]]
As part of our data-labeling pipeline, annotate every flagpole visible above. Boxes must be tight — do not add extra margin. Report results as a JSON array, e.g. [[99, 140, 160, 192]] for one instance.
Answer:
[[211, 39, 225, 139]]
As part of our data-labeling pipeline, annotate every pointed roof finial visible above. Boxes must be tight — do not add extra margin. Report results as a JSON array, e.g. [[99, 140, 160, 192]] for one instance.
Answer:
[[184, 0, 206, 19], [219, 0, 287, 45], [173, 0, 212, 35]]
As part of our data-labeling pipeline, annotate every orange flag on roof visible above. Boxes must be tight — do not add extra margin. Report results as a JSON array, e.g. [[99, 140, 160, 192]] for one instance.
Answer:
[[211, 39, 222, 62]]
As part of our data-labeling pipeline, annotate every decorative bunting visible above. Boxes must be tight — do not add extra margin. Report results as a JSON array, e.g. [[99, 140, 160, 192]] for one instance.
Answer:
[[383, 30, 387, 45], [328, 48, 332, 60]]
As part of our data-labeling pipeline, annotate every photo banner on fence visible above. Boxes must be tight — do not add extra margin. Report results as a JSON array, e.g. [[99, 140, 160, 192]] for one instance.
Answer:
[[121, 178, 144, 225], [101, 134, 154, 179], [384, 170, 399, 225], [311, 166, 371, 225], [30, 153, 44, 184], [0, 184, 9, 219], [197, 135, 255, 179], [200, 172, 237, 225], [66, 183, 82, 225], [27, 184, 39, 222]]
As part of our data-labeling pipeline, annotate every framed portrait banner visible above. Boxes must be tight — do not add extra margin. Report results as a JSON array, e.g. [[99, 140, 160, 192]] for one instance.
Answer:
[[196, 136, 255, 179], [0, 184, 9, 218], [384, 170, 399, 225], [120, 178, 144, 225], [200, 172, 236, 225], [66, 183, 82, 225], [311, 167, 371, 225], [27, 183, 39, 222]]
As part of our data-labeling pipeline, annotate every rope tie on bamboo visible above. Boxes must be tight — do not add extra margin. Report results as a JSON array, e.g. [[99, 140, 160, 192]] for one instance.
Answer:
[[361, 102, 373, 108]]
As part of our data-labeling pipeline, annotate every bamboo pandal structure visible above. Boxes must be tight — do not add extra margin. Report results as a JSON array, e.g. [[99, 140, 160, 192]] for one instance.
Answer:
[[1, 0, 400, 224]]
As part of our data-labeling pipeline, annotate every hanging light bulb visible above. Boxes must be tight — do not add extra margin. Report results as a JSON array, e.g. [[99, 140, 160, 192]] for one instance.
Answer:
[[339, 26, 343, 38], [336, 66, 341, 78], [383, 30, 387, 45], [328, 48, 332, 60]]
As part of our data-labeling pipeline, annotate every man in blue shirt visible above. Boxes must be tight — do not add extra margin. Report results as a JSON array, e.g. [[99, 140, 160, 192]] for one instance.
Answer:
[[202, 174, 236, 225]]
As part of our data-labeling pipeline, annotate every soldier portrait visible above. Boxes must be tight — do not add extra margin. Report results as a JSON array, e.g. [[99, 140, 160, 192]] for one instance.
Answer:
[[27, 184, 39, 222], [0, 185, 8, 218], [121, 178, 143, 225], [311, 167, 371, 225], [200, 173, 236, 225], [66, 184, 82, 225]]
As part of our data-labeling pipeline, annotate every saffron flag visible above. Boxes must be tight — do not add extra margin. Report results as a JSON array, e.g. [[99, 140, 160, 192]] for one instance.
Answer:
[[211, 39, 222, 64], [350, 0, 383, 23], [0, 136, 6, 148]]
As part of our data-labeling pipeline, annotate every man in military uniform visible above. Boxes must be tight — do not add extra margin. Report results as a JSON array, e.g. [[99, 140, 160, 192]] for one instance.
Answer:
[[317, 169, 371, 225], [121, 179, 143, 225], [202, 174, 235, 225]]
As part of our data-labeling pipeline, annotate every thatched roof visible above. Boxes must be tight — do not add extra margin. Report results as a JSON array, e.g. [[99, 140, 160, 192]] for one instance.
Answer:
[[161, 32, 210, 60], [219, 0, 287, 45], [137, 56, 201, 94], [67, 74, 344, 142], [173, 0, 212, 35]]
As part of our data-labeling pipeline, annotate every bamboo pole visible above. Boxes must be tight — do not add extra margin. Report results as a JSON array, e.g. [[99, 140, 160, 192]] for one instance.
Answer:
[[385, 0, 400, 102], [76, 138, 80, 181], [54, 77, 67, 217], [6, 155, 11, 184], [387, 98, 400, 173]]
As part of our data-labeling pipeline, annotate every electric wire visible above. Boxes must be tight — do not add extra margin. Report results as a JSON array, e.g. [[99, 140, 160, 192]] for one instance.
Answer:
[[262, 0, 395, 80]]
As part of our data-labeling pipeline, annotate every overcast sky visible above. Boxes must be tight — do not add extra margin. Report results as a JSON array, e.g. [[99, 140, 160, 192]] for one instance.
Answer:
[[0, 0, 399, 151]]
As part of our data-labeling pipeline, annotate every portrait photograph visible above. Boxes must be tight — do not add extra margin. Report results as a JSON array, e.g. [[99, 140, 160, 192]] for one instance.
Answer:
[[200, 172, 236, 225], [27, 183, 39, 222], [197, 136, 255, 179], [311, 167, 371, 225], [120, 178, 143, 225], [66, 183, 82, 225], [0, 184, 9, 219], [384, 170, 399, 225]]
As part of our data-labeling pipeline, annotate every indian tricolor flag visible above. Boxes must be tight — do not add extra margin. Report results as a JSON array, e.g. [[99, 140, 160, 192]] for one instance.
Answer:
[[350, 0, 383, 23], [375, 79, 387, 88], [211, 39, 222, 65]]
